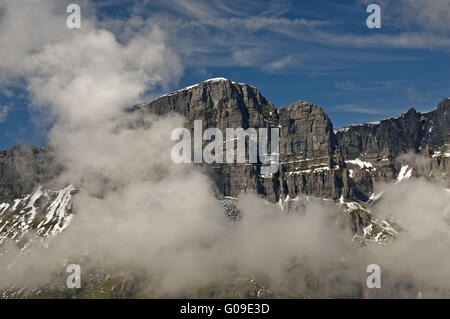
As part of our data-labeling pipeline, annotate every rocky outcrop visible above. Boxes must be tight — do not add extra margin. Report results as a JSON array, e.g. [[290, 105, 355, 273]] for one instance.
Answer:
[[0, 79, 447, 299], [134, 79, 450, 202], [277, 100, 347, 200], [135, 78, 280, 200], [336, 98, 450, 197], [0, 79, 448, 204], [0, 185, 75, 248], [336, 98, 450, 160], [137, 78, 349, 202], [0, 145, 58, 198]]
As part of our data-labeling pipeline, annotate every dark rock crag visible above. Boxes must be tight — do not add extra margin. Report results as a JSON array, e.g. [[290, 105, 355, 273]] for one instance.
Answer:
[[0, 79, 448, 204], [135, 79, 449, 202], [135, 79, 450, 201], [336, 98, 450, 199], [136, 79, 349, 202], [0, 144, 58, 198]]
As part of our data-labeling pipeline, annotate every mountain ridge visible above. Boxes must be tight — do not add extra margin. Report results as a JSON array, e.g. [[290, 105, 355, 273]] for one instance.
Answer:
[[136, 78, 449, 202], [1, 78, 448, 203], [0, 78, 448, 298]]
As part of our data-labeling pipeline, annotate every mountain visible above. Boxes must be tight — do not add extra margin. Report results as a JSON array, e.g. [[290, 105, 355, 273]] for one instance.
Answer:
[[0, 144, 57, 197], [135, 78, 347, 202], [0, 78, 448, 298], [1, 78, 448, 240], [336, 99, 450, 198], [3, 79, 448, 205], [135, 78, 449, 202]]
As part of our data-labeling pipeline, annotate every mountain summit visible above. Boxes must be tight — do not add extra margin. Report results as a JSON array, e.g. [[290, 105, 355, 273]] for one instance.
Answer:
[[0, 78, 449, 298], [133, 78, 449, 202], [2, 79, 448, 204]]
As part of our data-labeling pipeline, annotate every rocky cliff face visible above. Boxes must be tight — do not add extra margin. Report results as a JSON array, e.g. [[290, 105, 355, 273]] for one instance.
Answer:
[[137, 78, 350, 202], [0, 78, 448, 298], [0, 79, 448, 205], [136, 78, 448, 203], [0, 145, 58, 198], [337, 98, 450, 160], [277, 100, 347, 200], [134, 78, 280, 200], [336, 98, 450, 199]]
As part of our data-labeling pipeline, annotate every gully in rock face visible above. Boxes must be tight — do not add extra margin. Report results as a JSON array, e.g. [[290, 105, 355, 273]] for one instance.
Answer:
[[171, 120, 280, 175]]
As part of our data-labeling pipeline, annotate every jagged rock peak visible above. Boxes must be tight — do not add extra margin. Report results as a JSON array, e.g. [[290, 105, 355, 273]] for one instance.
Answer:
[[438, 97, 450, 109], [280, 99, 331, 120], [281, 99, 322, 109], [1, 144, 39, 156], [136, 77, 275, 123], [154, 77, 257, 101], [406, 107, 417, 114], [336, 99, 449, 133]]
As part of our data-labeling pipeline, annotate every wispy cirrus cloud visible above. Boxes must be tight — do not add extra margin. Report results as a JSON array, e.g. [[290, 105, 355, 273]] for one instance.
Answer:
[[359, 0, 450, 32], [263, 56, 296, 72], [407, 87, 424, 101], [113, 0, 450, 79], [332, 104, 387, 115], [103, 0, 332, 72], [0, 105, 9, 123], [317, 31, 450, 50], [0, 0, 448, 144], [335, 81, 360, 91], [335, 80, 405, 91]]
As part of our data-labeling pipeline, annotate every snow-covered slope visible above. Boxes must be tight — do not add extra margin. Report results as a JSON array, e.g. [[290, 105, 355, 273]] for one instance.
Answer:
[[0, 185, 75, 251]]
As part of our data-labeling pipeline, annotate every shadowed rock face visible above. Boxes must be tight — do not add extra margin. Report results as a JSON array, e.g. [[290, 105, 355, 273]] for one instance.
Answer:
[[336, 98, 450, 160], [138, 79, 351, 202], [0, 79, 448, 203], [277, 100, 347, 200], [137, 79, 449, 202], [135, 79, 281, 201], [0, 145, 58, 198], [0, 79, 447, 298], [336, 98, 450, 198]]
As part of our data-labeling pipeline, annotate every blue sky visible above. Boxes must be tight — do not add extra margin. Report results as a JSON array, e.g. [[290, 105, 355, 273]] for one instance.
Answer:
[[0, 0, 449, 150]]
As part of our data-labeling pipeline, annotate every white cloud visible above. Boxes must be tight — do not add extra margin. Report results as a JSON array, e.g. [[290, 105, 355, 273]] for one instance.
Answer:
[[0, 0, 183, 124], [315, 30, 450, 50], [332, 103, 387, 115], [263, 55, 295, 72], [407, 87, 424, 101], [335, 81, 360, 90], [0, 105, 9, 123], [335, 80, 405, 91], [117, 0, 331, 71], [128, 0, 450, 76], [360, 0, 450, 32]]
